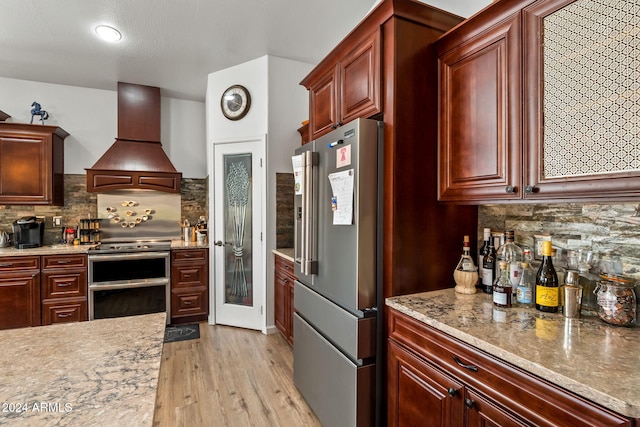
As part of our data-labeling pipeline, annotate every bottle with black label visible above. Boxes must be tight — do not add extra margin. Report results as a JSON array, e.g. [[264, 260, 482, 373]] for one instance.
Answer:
[[478, 228, 491, 288], [536, 240, 559, 313], [481, 235, 496, 294]]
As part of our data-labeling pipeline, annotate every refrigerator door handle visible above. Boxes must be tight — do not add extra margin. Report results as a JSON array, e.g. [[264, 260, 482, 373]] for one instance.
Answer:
[[299, 151, 308, 274], [302, 151, 318, 276]]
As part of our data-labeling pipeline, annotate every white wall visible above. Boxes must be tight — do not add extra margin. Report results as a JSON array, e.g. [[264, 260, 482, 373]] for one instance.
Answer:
[[206, 55, 313, 333], [0, 76, 207, 178]]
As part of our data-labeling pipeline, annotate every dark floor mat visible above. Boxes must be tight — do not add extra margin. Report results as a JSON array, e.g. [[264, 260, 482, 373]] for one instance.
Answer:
[[164, 323, 200, 343]]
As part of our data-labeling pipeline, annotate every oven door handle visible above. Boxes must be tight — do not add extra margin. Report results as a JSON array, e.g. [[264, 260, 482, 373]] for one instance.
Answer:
[[89, 277, 170, 291], [88, 252, 170, 261]]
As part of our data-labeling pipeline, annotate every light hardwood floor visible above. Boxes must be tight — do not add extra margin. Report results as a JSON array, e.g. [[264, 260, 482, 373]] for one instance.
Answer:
[[153, 323, 322, 427]]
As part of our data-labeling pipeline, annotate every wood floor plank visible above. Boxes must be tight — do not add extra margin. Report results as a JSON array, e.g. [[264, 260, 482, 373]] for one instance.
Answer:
[[153, 323, 322, 427]]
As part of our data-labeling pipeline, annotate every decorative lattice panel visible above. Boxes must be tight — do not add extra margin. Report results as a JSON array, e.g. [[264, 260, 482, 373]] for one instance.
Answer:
[[543, 0, 640, 179]]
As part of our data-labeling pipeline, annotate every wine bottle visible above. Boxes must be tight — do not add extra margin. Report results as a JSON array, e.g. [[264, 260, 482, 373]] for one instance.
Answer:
[[536, 240, 559, 313], [478, 228, 491, 287], [456, 235, 476, 272], [481, 235, 496, 294]]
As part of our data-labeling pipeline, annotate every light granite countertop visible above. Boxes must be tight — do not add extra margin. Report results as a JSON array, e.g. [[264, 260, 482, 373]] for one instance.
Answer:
[[0, 313, 166, 426], [273, 247, 294, 262], [0, 240, 208, 257], [387, 289, 640, 419]]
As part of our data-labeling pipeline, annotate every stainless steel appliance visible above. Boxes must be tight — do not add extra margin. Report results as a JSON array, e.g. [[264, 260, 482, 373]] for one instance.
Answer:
[[88, 241, 171, 323], [293, 118, 381, 427], [12, 216, 44, 249]]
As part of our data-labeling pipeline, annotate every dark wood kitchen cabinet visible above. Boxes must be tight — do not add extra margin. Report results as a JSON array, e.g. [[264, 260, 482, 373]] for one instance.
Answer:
[[0, 256, 40, 330], [437, 0, 640, 203], [387, 308, 633, 427], [40, 254, 87, 325], [0, 123, 68, 205], [170, 248, 209, 324], [274, 253, 296, 345], [302, 29, 381, 139]]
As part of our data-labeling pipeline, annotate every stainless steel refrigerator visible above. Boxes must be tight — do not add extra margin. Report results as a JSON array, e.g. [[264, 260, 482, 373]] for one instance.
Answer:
[[293, 118, 382, 427]]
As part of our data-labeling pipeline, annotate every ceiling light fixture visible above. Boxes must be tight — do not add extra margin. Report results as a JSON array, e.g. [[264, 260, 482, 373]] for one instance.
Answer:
[[95, 25, 122, 42]]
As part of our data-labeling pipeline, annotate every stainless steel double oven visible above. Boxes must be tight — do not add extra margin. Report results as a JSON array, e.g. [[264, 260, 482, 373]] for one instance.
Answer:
[[88, 242, 171, 323]]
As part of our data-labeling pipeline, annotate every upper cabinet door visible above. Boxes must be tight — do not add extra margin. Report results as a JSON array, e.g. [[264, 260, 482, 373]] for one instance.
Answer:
[[308, 65, 339, 138], [340, 30, 381, 125], [304, 30, 382, 140], [437, 13, 523, 202], [0, 123, 67, 206], [523, 0, 640, 200]]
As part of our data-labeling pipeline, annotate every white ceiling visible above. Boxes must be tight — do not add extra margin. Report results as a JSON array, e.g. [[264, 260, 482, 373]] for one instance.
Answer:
[[0, 0, 491, 102]]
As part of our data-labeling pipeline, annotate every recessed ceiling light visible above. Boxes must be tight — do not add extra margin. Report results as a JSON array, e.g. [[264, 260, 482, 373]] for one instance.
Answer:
[[95, 25, 122, 42]]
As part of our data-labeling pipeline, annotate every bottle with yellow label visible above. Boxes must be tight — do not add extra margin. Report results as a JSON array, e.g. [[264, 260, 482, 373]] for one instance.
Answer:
[[536, 240, 559, 313]]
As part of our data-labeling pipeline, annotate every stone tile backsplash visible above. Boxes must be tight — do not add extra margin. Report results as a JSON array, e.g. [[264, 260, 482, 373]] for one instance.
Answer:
[[0, 174, 208, 245], [479, 203, 640, 280]]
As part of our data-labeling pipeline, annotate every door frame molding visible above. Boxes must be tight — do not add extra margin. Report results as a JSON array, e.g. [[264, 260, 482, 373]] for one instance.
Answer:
[[208, 135, 267, 332]]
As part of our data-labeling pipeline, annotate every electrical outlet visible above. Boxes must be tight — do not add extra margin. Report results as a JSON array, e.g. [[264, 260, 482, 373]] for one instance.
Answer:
[[53, 216, 62, 227]]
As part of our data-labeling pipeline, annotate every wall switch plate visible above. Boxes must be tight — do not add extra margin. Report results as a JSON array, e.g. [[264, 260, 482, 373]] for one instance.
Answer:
[[53, 216, 62, 227]]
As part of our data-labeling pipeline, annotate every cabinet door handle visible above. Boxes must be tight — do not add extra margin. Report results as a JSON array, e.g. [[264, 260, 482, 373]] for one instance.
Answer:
[[505, 185, 517, 194], [331, 124, 338, 129], [447, 387, 457, 397], [464, 398, 475, 409], [524, 185, 536, 194], [336, 122, 343, 127], [453, 355, 478, 372]]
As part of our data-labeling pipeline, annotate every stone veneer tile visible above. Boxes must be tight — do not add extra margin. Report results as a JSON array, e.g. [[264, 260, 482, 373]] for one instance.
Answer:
[[0, 174, 208, 245]]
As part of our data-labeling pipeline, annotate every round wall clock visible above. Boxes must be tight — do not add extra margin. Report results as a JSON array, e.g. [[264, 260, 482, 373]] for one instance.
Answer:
[[221, 85, 251, 121]]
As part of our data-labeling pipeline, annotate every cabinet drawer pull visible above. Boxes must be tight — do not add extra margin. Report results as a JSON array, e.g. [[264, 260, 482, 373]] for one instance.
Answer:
[[184, 274, 191, 278], [184, 300, 193, 305], [464, 398, 475, 409], [453, 355, 478, 372], [505, 185, 517, 194], [57, 312, 73, 318], [284, 265, 291, 270], [0, 263, 14, 267], [447, 387, 457, 397], [58, 283, 72, 287], [57, 260, 72, 264]]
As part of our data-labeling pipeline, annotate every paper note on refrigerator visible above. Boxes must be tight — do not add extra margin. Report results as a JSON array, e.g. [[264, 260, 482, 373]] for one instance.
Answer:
[[328, 169, 354, 225], [292, 155, 303, 195]]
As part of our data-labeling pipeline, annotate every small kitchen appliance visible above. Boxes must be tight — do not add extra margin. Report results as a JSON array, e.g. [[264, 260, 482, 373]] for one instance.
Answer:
[[12, 216, 44, 249]]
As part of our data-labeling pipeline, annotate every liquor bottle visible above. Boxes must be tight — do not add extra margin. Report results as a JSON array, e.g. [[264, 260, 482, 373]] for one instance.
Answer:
[[493, 261, 512, 308], [516, 261, 535, 306], [481, 235, 497, 294], [536, 240, 559, 313], [478, 228, 491, 287], [496, 230, 523, 289]]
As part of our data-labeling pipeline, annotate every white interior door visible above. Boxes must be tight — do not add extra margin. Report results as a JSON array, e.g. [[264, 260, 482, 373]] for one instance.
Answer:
[[212, 138, 264, 330]]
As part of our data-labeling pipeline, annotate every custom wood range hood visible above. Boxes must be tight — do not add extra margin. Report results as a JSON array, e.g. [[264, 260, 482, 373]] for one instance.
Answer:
[[85, 82, 182, 193]]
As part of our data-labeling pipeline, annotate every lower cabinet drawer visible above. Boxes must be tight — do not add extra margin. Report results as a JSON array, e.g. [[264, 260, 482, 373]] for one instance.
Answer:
[[41, 270, 87, 299], [42, 300, 87, 325], [172, 288, 208, 318]]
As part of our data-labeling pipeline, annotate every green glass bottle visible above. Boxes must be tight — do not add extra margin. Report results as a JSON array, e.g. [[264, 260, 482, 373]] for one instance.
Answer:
[[535, 241, 559, 313]]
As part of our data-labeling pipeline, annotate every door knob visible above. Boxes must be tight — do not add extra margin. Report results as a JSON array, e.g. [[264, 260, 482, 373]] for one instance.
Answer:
[[214, 240, 231, 247]]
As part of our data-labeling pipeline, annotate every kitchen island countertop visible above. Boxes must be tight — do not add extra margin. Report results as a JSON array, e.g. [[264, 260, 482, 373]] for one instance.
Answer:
[[387, 289, 640, 418], [0, 313, 166, 426]]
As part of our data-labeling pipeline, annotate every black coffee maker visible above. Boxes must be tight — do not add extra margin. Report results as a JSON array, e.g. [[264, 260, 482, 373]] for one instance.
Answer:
[[12, 216, 44, 249]]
